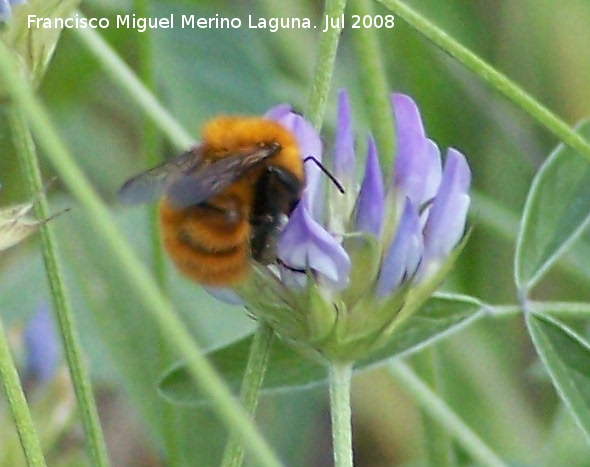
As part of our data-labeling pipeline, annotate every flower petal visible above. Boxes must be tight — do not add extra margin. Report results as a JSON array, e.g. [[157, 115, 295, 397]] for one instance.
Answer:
[[354, 135, 384, 237], [422, 140, 443, 205], [422, 148, 471, 264], [278, 202, 350, 290], [332, 89, 355, 183], [266, 104, 322, 164], [266, 104, 324, 219], [392, 94, 440, 207], [376, 198, 423, 297]]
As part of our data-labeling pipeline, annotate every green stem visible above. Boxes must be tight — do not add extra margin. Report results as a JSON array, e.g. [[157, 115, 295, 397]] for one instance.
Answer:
[[329, 362, 354, 467], [131, 0, 180, 463], [132, 0, 168, 290], [388, 360, 508, 467], [71, 17, 194, 150], [8, 106, 110, 467], [305, 0, 347, 130], [377, 0, 590, 163], [221, 323, 274, 467], [349, 0, 396, 176], [0, 317, 46, 466], [491, 301, 590, 318], [0, 38, 282, 467], [412, 350, 456, 467]]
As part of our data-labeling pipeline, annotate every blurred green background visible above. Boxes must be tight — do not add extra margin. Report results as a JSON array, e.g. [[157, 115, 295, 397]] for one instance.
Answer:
[[2, 0, 590, 465]]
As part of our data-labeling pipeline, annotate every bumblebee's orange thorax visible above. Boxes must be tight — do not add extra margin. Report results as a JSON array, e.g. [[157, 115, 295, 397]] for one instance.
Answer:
[[201, 116, 304, 181]]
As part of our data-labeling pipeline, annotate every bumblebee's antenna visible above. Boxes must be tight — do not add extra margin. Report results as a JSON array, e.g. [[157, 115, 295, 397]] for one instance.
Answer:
[[303, 156, 345, 194]]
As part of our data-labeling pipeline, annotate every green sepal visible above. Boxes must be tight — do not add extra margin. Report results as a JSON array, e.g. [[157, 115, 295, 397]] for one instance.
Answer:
[[236, 265, 308, 341], [341, 232, 382, 308], [389, 229, 471, 327], [238, 264, 340, 348], [314, 282, 411, 362], [337, 281, 409, 351], [299, 278, 340, 345], [379, 190, 403, 250]]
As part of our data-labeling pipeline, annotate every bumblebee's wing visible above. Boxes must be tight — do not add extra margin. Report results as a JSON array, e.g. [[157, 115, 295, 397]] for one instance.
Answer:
[[165, 142, 280, 209], [117, 146, 205, 205], [118, 142, 280, 209]]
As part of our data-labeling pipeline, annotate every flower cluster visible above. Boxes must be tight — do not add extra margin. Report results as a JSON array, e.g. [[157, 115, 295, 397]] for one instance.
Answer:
[[238, 91, 471, 363]]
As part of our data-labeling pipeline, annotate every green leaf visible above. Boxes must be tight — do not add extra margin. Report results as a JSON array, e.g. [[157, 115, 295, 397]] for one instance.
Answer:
[[159, 294, 482, 405], [369, 293, 482, 361], [515, 120, 590, 293], [527, 313, 590, 442], [563, 230, 590, 283]]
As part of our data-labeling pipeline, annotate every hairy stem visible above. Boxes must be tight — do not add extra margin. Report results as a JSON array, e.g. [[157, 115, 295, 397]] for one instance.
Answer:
[[221, 323, 274, 467], [305, 0, 347, 130], [9, 105, 110, 467], [0, 316, 46, 466], [329, 362, 354, 467]]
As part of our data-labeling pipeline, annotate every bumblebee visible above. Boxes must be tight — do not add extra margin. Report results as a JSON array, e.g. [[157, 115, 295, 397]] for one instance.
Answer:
[[118, 117, 304, 286]]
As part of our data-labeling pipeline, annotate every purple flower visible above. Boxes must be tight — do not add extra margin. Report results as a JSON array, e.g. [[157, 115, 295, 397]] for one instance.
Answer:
[[0, 0, 25, 22], [373, 93, 471, 295], [354, 136, 384, 237], [332, 90, 355, 184], [237, 91, 470, 361], [23, 304, 60, 383], [266, 105, 322, 166], [269, 91, 470, 298], [421, 148, 471, 270], [267, 105, 351, 290], [278, 198, 350, 291], [392, 94, 442, 210], [376, 198, 423, 297], [266, 105, 324, 217]]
